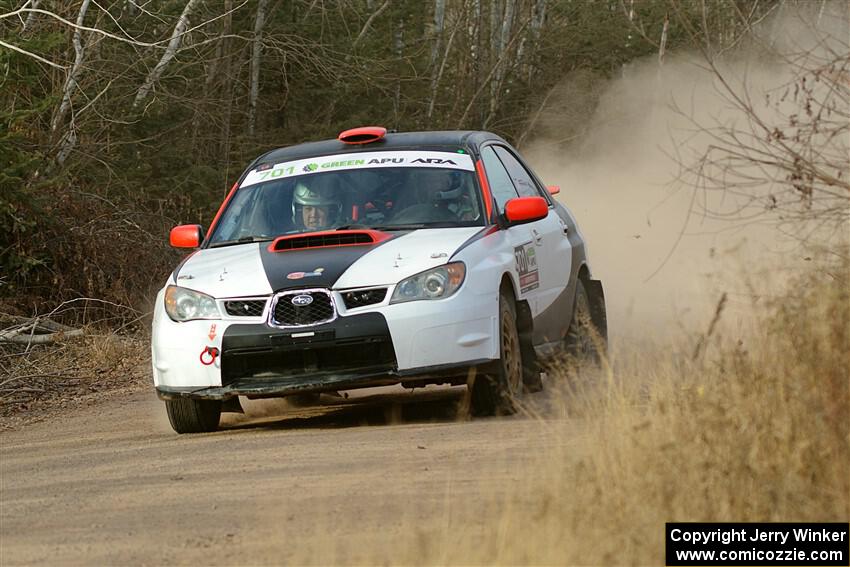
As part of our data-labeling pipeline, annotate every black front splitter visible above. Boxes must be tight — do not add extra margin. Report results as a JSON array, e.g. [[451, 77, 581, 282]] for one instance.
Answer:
[[155, 359, 492, 401]]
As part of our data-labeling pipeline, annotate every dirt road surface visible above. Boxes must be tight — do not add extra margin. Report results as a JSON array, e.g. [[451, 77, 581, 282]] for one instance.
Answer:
[[1, 386, 565, 565]]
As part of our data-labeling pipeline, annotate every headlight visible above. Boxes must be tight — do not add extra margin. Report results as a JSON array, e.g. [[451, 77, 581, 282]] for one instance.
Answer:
[[164, 285, 220, 321], [390, 262, 466, 304]]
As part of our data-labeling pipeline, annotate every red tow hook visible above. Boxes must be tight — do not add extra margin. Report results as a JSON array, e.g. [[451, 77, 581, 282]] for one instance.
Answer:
[[200, 346, 219, 366]]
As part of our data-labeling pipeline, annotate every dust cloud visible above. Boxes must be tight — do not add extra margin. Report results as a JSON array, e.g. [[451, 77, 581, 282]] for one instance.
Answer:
[[523, 3, 848, 343]]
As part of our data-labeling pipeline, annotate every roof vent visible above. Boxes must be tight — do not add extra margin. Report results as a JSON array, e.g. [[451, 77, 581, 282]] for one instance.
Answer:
[[338, 126, 387, 145]]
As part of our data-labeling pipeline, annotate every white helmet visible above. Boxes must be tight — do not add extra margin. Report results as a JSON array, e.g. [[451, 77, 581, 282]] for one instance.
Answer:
[[292, 181, 341, 226]]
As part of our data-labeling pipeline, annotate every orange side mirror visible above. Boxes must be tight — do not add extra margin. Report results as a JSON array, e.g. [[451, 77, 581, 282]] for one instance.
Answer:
[[547, 185, 561, 195], [170, 224, 204, 248], [504, 196, 548, 225]]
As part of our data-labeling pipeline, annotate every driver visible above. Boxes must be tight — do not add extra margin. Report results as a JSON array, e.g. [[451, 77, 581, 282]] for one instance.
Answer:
[[292, 181, 342, 230]]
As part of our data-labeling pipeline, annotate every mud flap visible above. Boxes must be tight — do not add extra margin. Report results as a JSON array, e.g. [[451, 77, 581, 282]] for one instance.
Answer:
[[516, 300, 543, 392], [583, 279, 608, 347], [221, 396, 244, 414]]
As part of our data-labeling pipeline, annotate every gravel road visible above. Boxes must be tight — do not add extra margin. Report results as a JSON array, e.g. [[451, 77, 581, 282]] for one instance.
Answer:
[[1, 385, 559, 565]]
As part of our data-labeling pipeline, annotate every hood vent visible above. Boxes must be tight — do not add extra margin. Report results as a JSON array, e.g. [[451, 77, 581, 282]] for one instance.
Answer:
[[269, 230, 390, 252]]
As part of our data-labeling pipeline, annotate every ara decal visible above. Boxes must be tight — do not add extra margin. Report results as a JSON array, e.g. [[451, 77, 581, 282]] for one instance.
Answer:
[[208, 323, 217, 340]]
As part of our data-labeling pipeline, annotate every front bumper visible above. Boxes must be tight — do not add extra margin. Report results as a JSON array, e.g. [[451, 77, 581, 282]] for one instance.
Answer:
[[152, 283, 499, 394]]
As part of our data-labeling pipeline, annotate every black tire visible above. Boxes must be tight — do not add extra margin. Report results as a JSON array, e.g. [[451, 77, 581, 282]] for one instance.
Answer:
[[165, 398, 222, 434], [564, 278, 605, 365], [470, 291, 524, 416]]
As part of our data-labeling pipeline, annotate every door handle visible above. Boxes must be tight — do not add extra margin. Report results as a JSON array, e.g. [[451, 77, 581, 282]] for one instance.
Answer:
[[532, 229, 543, 245]]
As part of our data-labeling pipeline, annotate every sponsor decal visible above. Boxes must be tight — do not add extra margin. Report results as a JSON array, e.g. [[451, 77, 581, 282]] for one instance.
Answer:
[[240, 151, 474, 187], [411, 158, 456, 165], [322, 159, 366, 169], [514, 242, 540, 294], [286, 268, 324, 280], [291, 294, 314, 306], [208, 323, 217, 340]]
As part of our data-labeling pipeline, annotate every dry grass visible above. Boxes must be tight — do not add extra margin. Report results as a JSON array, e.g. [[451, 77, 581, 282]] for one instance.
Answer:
[[319, 258, 850, 566], [479, 261, 846, 565], [0, 333, 149, 428]]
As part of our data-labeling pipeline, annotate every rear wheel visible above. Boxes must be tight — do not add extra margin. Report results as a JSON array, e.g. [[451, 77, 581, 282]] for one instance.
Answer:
[[165, 398, 222, 434], [470, 291, 523, 416], [564, 278, 605, 365]]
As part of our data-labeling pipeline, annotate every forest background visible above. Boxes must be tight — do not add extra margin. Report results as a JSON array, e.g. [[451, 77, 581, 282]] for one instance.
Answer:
[[1, 0, 796, 313]]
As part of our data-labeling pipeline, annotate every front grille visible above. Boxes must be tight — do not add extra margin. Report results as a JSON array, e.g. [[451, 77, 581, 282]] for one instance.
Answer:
[[224, 299, 267, 317], [271, 231, 374, 251], [271, 289, 335, 327], [342, 288, 387, 309]]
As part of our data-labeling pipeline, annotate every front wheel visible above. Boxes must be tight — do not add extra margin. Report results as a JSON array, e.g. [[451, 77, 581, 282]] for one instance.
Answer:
[[165, 398, 222, 434], [470, 291, 523, 416]]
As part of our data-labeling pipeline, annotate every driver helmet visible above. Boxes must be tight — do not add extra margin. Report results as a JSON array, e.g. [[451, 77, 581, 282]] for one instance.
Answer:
[[292, 181, 342, 229], [417, 169, 462, 204]]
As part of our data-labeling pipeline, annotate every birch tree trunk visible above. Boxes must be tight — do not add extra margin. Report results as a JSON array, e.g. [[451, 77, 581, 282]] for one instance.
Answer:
[[427, 8, 462, 122], [132, 0, 200, 110], [486, 0, 515, 127], [21, 0, 40, 33], [220, 0, 234, 193], [429, 0, 446, 69], [352, 0, 391, 49], [526, 0, 546, 81], [53, 0, 92, 165], [658, 15, 669, 67], [470, 0, 480, 91], [487, 0, 502, 127], [392, 18, 404, 125], [248, 0, 269, 137]]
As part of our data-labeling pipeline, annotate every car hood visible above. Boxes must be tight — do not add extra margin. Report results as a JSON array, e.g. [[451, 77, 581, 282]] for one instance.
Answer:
[[172, 227, 483, 297]]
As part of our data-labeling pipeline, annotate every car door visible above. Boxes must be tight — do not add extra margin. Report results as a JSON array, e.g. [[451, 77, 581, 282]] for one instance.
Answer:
[[479, 145, 546, 316], [491, 145, 572, 344]]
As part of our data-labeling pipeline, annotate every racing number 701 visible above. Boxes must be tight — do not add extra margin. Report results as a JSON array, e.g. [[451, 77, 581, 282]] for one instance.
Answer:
[[258, 166, 295, 180]]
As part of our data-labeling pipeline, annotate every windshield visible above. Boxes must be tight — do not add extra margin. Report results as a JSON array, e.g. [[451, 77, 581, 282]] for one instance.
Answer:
[[208, 150, 483, 246]]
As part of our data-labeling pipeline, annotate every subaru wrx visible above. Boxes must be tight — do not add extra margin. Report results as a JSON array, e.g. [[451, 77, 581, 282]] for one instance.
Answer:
[[152, 127, 607, 433]]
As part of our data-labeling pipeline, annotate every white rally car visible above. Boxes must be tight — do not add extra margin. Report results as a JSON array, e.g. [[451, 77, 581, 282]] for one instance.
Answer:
[[153, 127, 607, 433]]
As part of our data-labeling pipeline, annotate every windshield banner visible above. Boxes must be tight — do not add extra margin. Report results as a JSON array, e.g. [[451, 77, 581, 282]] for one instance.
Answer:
[[241, 150, 475, 188]]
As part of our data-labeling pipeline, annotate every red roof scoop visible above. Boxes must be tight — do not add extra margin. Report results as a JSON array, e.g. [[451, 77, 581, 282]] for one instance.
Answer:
[[338, 126, 387, 145]]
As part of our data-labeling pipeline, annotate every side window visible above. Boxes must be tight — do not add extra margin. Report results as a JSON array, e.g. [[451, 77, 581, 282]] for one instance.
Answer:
[[494, 146, 549, 201], [480, 146, 519, 211]]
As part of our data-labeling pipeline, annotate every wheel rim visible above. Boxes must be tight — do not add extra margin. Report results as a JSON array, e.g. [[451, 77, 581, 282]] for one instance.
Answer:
[[502, 309, 522, 394]]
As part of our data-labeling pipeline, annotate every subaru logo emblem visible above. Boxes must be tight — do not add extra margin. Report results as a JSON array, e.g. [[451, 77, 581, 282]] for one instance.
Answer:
[[291, 294, 313, 307]]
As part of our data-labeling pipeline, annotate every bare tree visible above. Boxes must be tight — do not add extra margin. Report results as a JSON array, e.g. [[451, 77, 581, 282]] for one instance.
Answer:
[[673, 1, 850, 235], [427, 1, 463, 122], [352, 0, 391, 49], [132, 0, 201, 110], [429, 0, 446, 68], [248, 0, 270, 137], [52, 0, 92, 165], [20, 0, 39, 33]]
